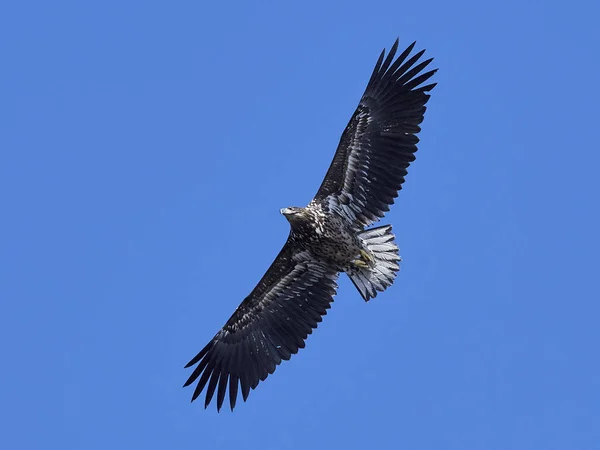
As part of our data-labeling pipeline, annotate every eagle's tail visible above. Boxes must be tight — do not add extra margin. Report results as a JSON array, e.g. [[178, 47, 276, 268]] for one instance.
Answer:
[[346, 225, 401, 302]]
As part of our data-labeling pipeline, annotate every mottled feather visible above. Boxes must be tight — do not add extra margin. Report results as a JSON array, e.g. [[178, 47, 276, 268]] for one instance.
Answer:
[[184, 238, 338, 411], [315, 38, 437, 227]]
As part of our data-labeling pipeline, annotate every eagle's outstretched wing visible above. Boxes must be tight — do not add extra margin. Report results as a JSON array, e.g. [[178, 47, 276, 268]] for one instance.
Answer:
[[314, 39, 437, 228], [184, 238, 339, 411]]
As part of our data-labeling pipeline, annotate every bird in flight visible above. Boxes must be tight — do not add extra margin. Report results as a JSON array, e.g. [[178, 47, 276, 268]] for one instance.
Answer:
[[184, 39, 437, 411]]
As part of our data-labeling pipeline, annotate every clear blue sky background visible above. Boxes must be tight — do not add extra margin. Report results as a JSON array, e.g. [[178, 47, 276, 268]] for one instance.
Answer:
[[2, 1, 599, 449]]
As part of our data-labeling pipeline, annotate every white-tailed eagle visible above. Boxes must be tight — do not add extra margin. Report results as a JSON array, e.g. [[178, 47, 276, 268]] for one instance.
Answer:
[[184, 39, 437, 411]]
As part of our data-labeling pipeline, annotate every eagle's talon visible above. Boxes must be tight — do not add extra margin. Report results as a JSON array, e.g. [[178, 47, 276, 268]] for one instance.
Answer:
[[353, 259, 369, 268], [360, 249, 373, 262]]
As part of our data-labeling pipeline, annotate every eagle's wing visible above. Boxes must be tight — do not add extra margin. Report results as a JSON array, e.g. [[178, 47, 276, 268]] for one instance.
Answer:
[[314, 39, 437, 228], [183, 237, 339, 411]]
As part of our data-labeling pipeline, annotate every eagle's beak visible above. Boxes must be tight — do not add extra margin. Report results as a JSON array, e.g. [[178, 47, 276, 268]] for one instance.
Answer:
[[280, 208, 291, 216]]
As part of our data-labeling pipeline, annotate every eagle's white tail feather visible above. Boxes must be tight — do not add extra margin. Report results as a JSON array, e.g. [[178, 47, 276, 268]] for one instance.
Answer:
[[346, 225, 400, 301]]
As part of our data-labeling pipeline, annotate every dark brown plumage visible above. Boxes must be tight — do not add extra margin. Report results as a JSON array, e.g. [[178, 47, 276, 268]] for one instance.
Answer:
[[184, 39, 437, 411]]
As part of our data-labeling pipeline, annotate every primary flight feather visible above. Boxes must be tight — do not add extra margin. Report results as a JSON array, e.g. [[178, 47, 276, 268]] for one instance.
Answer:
[[184, 38, 437, 411]]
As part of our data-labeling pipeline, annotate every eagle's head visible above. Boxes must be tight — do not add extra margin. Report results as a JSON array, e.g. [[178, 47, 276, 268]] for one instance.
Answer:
[[280, 206, 307, 227]]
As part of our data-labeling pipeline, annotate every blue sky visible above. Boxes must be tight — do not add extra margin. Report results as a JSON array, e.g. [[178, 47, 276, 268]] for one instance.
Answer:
[[2, 1, 599, 449]]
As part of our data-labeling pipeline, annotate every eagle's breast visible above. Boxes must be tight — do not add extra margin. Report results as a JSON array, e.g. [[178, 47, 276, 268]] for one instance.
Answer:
[[290, 202, 362, 268]]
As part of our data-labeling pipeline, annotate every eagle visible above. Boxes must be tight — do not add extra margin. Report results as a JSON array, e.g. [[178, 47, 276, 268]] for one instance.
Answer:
[[184, 39, 437, 411]]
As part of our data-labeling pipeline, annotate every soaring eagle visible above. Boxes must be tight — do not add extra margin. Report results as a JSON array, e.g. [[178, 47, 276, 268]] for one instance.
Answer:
[[184, 39, 437, 411]]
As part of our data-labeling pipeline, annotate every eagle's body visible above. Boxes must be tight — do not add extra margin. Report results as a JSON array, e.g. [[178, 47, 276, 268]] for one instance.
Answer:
[[284, 204, 364, 270], [184, 39, 437, 411]]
